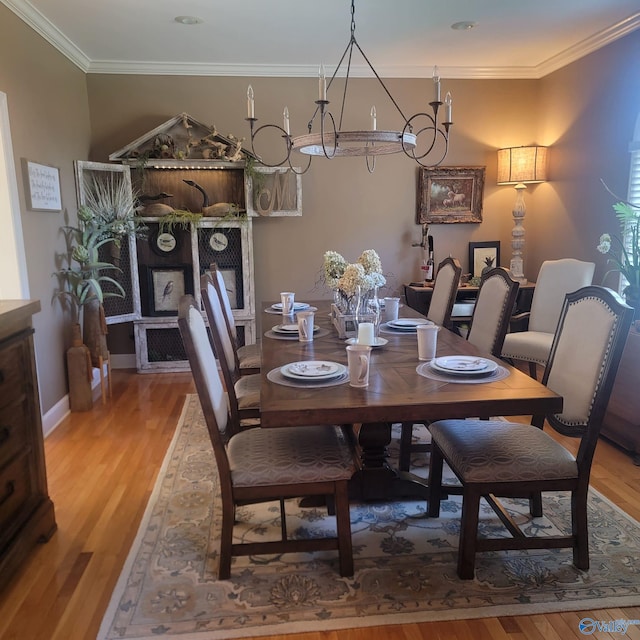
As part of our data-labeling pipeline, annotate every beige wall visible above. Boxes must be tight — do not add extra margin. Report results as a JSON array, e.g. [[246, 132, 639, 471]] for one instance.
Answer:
[[0, 5, 91, 414], [86, 76, 541, 309], [534, 32, 640, 287], [1, 2, 638, 414]]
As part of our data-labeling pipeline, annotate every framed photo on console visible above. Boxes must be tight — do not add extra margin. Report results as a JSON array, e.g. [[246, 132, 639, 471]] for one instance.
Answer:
[[469, 241, 500, 278]]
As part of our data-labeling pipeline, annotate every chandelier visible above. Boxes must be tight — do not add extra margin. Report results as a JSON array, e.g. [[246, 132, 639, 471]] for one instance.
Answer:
[[245, 0, 453, 174]]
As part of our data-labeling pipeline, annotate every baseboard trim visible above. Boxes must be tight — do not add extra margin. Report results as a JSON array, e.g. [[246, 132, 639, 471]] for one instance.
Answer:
[[43, 363, 112, 437], [110, 353, 136, 369]]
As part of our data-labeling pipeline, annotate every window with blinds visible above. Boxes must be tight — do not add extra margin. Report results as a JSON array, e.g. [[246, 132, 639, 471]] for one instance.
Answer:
[[622, 118, 640, 292]]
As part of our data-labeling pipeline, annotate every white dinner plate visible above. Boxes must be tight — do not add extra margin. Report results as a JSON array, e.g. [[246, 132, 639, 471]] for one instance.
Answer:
[[272, 323, 319, 334], [271, 302, 310, 311], [388, 318, 432, 330], [345, 337, 388, 348], [272, 323, 300, 333], [281, 361, 346, 380], [431, 356, 498, 376]]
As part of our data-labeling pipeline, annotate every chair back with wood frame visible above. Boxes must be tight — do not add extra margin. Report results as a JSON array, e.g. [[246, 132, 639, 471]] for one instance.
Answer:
[[501, 258, 595, 377], [209, 263, 260, 374], [179, 295, 357, 578], [201, 274, 260, 421], [466, 267, 519, 356], [398, 266, 517, 472], [428, 286, 633, 579], [426, 257, 462, 329]]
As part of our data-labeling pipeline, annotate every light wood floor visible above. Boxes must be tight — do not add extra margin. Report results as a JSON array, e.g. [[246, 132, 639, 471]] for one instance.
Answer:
[[1, 369, 640, 640]]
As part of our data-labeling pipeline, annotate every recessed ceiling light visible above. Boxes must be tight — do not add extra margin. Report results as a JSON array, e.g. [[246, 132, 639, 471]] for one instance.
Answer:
[[451, 21, 476, 31], [174, 16, 203, 25]]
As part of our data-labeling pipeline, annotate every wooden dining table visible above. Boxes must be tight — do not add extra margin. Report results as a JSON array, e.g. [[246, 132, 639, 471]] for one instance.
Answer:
[[259, 300, 563, 501]]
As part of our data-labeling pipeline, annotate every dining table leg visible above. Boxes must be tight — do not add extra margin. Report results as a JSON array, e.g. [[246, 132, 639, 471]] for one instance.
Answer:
[[349, 422, 429, 501]]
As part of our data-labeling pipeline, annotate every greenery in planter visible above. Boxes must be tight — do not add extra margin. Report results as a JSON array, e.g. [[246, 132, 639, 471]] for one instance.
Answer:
[[157, 209, 203, 233], [55, 169, 147, 322], [244, 155, 267, 204], [597, 200, 640, 293], [82, 171, 145, 247], [53, 205, 126, 324], [597, 189, 640, 325]]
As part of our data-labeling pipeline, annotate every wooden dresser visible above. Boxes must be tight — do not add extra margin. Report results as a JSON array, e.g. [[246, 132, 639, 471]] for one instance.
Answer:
[[0, 300, 56, 591]]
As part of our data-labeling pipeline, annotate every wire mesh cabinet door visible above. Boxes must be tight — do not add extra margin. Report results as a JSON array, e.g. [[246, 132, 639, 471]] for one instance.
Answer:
[[73, 160, 141, 325], [194, 218, 255, 344]]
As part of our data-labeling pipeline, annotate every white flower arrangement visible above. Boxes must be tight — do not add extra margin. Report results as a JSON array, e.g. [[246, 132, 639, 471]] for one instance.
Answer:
[[322, 250, 386, 311]]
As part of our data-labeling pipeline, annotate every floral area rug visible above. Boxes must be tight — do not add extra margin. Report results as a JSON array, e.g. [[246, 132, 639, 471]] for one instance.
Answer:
[[98, 395, 640, 639]]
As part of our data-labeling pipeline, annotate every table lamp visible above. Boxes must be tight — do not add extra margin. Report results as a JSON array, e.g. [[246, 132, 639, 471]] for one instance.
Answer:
[[497, 146, 548, 284]]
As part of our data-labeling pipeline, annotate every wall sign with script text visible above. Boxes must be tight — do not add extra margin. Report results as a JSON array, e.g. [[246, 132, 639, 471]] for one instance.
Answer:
[[24, 160, 62, 211]]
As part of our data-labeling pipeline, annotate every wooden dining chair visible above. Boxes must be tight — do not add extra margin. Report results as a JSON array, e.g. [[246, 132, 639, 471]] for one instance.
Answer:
[[425, 257, 462, 329], [201, 273, 260, 422], [209, 263, 261, 375], [398, 266, 515, 472], [501, 258, 595, 378], [179, 295, 357, 578], [466, 267, 519, 356], [427, 286, 633, 579]]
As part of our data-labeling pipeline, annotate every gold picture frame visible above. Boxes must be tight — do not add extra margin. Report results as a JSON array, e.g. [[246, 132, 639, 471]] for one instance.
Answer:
[[417, 166, 485, 224]]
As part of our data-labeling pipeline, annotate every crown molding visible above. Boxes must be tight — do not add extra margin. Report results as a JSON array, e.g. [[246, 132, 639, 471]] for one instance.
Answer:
[[3, 0, 639, 80], [1, 0, 90, 71], [85, 60, 544, 79], [535, 11, 640, 78]]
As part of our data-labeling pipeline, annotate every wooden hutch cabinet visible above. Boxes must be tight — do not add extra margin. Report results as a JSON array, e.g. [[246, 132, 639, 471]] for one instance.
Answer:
[[88, 112, 302, 372], [0, 300, 56, 590], [132, 215, 255, 372]]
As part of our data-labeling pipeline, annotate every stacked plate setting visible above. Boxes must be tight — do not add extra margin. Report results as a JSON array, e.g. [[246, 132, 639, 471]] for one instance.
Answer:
[[345, 337, 388, 348], [271, 302, 311, 312], [383, 318, 433, 333], [429, 355, 498, 377], [271, 322, 319, 336], [280, 360, 347, 383]]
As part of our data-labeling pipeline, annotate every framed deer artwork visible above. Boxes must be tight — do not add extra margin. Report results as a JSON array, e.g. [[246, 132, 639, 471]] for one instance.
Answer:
[[417, 166, 485, 224]]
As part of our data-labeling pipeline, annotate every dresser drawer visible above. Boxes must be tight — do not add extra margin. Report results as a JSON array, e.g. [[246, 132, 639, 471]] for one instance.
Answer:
[[0, 338, 28, 410], [0, 452, 33, 540], [0, 398, 29, 470]]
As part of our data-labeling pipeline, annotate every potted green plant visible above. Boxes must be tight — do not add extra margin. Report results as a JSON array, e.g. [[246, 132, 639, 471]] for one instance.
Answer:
[[82, 171, 144, 267], [54, 204, 127, 342], [596, 199, 640, 321], [54, 204, 128, 410]]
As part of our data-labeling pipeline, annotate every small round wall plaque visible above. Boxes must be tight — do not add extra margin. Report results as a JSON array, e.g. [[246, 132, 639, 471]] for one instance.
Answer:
[[151, 230, 179, 256]]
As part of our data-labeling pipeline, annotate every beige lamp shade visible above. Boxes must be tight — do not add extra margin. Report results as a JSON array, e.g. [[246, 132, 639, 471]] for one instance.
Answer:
[[497, 146, 548, 184]]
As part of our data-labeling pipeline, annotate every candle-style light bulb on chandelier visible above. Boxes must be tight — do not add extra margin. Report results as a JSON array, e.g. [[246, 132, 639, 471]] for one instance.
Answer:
[[245, 0, 453, 174]]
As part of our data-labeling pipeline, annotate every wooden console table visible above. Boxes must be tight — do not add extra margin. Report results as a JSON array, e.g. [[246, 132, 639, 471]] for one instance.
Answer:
[[403, 281, 536, 325]]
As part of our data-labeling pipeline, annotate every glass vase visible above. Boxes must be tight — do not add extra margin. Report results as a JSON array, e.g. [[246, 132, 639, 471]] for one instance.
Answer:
[[355, 286, 381, 338]]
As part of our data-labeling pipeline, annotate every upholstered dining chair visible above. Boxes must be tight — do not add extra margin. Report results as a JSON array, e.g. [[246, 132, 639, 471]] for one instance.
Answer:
[[501, 258, 595, 378], [201, 273, 260, 422], [426, 256, 463, 329], [179, 295, 357, 578], [398, 266, 519, 472], [209, 263, 261, 375], [428, 286, 633, 580]]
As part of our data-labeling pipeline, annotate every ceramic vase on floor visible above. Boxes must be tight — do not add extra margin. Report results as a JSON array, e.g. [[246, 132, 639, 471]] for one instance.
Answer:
[[67, 323, 93, 411], [83, 297, 109, 368]]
